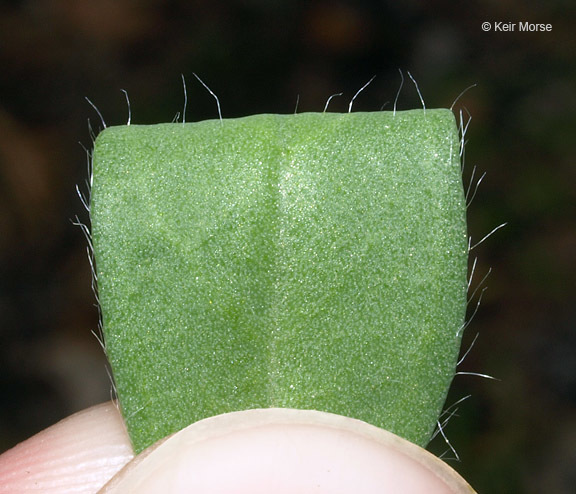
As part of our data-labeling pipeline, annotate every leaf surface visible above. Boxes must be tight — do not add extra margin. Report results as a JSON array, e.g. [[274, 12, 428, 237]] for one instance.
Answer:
[[91, 110, 467, 453]]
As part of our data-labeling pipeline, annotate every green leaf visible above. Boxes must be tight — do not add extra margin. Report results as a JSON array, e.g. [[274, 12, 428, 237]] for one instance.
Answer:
[[91, 110, 468, 453]]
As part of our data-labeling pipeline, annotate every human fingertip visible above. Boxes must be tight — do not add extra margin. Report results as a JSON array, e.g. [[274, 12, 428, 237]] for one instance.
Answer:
[[0, 402, 133, 494], [99, 409, 476, 494]]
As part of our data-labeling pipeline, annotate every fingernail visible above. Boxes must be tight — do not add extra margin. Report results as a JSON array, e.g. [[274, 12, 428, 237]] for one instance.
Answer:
[[100, 409, 476, 494]]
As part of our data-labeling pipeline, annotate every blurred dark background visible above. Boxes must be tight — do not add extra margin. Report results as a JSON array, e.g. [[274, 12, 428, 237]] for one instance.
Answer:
[[0, 1, 574, 492]]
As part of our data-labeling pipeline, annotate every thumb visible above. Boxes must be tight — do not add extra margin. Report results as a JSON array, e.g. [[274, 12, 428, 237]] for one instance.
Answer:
[[99, 409, 475, 494]]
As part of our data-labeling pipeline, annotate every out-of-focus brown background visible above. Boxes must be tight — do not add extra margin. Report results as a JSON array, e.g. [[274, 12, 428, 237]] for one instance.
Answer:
[[1, 1, 574, 492]]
